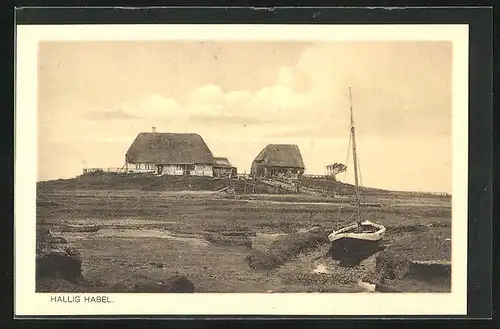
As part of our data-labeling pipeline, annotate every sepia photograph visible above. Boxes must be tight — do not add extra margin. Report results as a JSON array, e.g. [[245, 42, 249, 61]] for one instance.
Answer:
[[15, 23, 469, 316]]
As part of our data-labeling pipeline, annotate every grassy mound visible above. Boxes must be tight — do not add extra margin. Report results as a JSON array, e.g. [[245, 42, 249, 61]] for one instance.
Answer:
[[299, 177, 385, 196], [37, 172, 227, 191], [36, 227, 84, 287], [365, 229, 452, 291], [246, 228, 329, 270], [385, 229, 451, 262], [37, 172, 286, 194], [203, 233, 253, 249], [203, 224, 256, 236]]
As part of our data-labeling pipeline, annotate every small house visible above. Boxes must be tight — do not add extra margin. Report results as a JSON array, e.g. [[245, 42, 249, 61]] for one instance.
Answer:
[[250, 144, 305, 179], [212, 157, 237, 178], [125, 129, 215, 176]]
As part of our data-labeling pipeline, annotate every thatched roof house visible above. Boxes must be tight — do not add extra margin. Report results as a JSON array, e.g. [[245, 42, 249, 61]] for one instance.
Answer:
[[213, 157, 234, 169], [213, 157, 237, 178], [125, 130, 215, 176], [250, 144, 305, 179]]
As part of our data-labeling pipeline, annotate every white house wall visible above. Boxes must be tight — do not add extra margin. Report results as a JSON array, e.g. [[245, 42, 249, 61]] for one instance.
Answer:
[[159, 164, 213, 177], [161, 165, 183, 176], [193, 164, 213, 177], [128, 163, 156, 173]]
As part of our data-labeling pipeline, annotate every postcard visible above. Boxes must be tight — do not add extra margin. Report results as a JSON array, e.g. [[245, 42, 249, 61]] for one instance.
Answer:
[[15, 23, 468, 316]]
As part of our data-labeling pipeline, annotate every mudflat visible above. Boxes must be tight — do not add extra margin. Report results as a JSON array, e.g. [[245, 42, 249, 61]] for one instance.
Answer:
[[36, 177, 451, 293]]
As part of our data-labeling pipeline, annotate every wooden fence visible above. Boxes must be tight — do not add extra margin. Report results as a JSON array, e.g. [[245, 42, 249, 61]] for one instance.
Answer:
[[82, 167, 127, 174], [302, 174, 336, 180]]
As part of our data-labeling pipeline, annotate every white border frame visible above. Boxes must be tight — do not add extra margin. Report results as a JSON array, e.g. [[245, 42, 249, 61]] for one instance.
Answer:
[[15, 24, 469, 316]]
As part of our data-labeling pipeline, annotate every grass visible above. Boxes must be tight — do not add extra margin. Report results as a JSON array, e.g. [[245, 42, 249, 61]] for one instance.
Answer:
[[38, 172, 290, 195], [203, 232, 253, 249], [246, 229, 329, 270]]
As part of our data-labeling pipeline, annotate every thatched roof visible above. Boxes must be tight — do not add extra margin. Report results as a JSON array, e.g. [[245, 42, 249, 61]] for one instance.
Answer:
[[126, 133, 214, 164], [253, 144, 305, 168], [213, 157, 234, 168]]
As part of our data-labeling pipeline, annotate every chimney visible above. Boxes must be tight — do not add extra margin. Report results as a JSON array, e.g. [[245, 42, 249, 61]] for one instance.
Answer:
[[152, 127, 156, 133]]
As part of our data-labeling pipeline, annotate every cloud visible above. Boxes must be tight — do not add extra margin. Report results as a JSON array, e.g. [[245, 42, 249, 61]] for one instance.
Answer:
[[188, 84, 225, 104], [82, 42, 451, 142], [184, 68, 321, 125], [135, 95, 184, 119], [83, 64, 320, 129]]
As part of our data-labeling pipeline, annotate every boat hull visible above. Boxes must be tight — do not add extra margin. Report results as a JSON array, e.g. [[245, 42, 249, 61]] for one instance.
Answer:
[[328, 221, 386, 263], [329, 237, 383, 263]]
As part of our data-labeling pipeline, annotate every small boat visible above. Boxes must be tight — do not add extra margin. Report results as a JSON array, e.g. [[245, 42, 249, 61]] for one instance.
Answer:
[[328, 87, 386, 262], [328, 220, 386, 261]]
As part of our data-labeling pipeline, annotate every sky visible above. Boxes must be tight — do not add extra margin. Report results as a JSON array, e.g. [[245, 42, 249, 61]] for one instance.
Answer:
[[37, 40, 452, 193]]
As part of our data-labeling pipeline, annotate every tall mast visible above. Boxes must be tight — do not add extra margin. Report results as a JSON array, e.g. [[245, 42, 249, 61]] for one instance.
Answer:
[[349, 86, 362, 225]]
